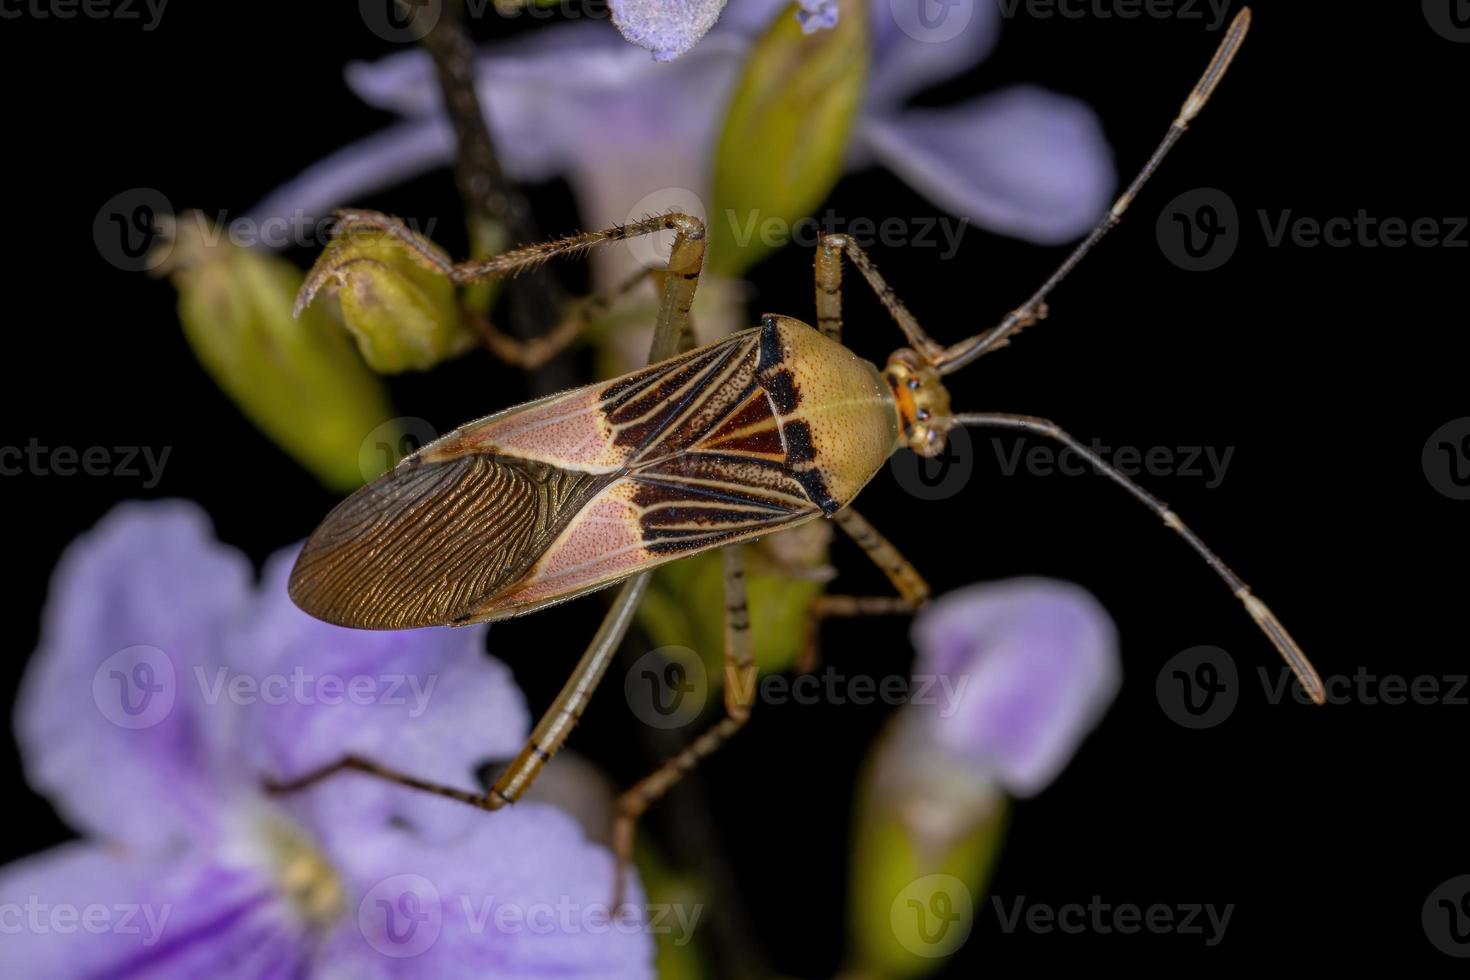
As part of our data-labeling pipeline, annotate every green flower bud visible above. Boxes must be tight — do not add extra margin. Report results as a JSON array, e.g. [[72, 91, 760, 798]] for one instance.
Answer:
[[297, 219, 476, 373], [847, 715, 1008, 978], [708, 0, 869, 275], [158, 214, 397, 492]]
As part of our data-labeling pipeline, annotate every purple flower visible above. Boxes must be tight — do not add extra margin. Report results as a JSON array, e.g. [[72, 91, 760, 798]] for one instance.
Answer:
[[910, 578, 1119, 797], [4, 501, 653, 978], [249, 0, 1112, 280]]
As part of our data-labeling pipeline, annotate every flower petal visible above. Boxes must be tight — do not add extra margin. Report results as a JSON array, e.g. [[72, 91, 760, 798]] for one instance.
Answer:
[[318, 804, 654, 978], [0, 841, 299, 978], [16, 501, 252, 851], [866, 0, 1000, 111], [609, 0, 729, 61], [911, 578, 1119, 796], [858, 85, 1114, 244], [236, 549, 530, 843]]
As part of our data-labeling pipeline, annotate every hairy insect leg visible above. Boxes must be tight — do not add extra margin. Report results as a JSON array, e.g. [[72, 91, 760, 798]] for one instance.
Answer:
[[797, 508, 932, 672], [262, 575, 653, 812], [814, 233, 1048, 362], [298, 209, 707, 361], [470, 267, 655, 369], [611, 547, 756, 906], [946, 411, 1326, 704]]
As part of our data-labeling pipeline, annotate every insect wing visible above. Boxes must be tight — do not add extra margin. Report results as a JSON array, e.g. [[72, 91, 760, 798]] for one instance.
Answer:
[[289, 329, 822, 628]]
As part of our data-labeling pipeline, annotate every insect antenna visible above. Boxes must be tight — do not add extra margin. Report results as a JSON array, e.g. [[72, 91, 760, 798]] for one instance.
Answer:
[[935, 6, 1253, 374], [943, 412, 1326, 704]]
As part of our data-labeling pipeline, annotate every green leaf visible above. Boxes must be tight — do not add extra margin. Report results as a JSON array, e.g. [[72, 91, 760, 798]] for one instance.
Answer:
[[708, 0, 869, 276], [162, 214, 398, 491]]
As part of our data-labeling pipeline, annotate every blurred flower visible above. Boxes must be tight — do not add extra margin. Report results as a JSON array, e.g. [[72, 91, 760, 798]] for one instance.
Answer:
[[156, 215, 397, 491], [911, 577, 1120, 796], [297, 218, 477, 373], [847, 578, 1118, 976], [248, 0, 1112, 284], [3, 502, 651, 978]]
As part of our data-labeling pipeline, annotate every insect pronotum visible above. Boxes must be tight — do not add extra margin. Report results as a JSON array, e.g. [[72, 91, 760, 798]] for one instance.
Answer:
[[272, 8, 1321, 899]]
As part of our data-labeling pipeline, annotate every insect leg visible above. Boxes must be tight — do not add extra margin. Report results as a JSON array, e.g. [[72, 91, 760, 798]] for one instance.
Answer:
[[611, 546, 756, 905], [815, 233, 950, 363], [263, 574, 651, 810], [945, 411, 1326, 704], [797, 508, 932, 672], [298, 209, 706, 361], [468, 267, 655, 369]]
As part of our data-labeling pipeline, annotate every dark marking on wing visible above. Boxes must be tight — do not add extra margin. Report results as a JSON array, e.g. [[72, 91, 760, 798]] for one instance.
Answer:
[[289, 454, 606, 629]]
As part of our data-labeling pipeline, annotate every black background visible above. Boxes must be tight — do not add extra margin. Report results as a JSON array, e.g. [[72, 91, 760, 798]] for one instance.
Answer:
[[1, 0, 1464, 973]]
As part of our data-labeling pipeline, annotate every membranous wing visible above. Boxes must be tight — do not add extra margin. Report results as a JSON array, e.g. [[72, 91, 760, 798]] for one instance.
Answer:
[[289, 318, 838, 629]]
